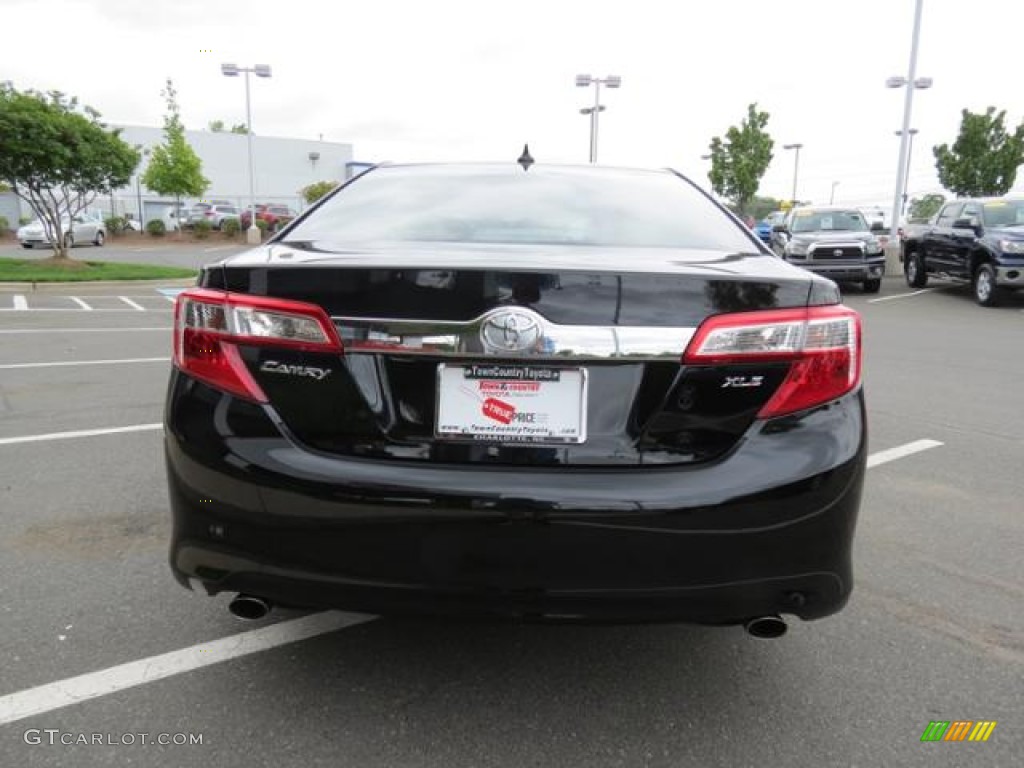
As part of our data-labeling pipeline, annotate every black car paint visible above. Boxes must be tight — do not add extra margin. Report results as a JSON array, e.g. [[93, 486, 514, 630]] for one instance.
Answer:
[[165, 163, 863, 626]]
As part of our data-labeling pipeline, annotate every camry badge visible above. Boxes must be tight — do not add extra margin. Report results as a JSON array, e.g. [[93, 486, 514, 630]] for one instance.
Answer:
[[480, 308, 543, 353], [260, 361, 332, 380]]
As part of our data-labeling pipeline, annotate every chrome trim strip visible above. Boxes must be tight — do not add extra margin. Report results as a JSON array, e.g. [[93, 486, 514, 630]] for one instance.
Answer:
[[332, 307, 695, 360]]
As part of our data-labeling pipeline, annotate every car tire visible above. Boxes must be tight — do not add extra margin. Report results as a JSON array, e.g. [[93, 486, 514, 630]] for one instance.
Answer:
[[904, 250, 927, 288], [94, 231, 105, 246], [972, 264, 1001, 307], [862, 278, 882, 294]]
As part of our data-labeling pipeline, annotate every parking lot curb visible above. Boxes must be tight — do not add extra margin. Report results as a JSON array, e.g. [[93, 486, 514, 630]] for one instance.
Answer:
[[0, 278, 197, 291]]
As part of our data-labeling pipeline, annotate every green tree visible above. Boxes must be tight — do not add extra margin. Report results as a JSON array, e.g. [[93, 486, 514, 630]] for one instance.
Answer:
[[0, 83, 139, 259], [707, 103, 775, 216], [208, 119, 225, 132], [301, 180, 337, 204], [934, 107, 1024, 197], [142, 79, 209, 223], [908, 193, 945, 222], [230, 123, 249, 135]]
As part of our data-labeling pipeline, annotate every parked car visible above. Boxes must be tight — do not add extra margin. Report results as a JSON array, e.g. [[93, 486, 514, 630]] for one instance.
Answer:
[[165, 162, 866, 636], [187, 204, 240, 230], [771, 206, 886, 293], [755, 211, 786, 245], [17, 212, 106, 248], [239, 203, 297, 231], [902, 197, 1024, 306]]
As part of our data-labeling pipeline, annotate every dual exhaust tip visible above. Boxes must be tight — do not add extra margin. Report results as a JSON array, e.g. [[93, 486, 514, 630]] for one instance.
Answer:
[[743, 614, 788, 639], [228, 594, 272, 621]]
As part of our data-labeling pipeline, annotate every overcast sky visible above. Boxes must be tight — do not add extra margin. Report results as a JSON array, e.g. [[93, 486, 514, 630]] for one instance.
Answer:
[[5, 0, 1023, 207]]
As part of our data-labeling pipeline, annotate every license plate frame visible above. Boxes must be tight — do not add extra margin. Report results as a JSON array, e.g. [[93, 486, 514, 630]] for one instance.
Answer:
[[435, 363, 588, 444]]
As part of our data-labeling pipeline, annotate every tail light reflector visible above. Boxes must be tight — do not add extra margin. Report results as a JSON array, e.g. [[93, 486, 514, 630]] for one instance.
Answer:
[[683, 305, 861, 418], [173, 288, 343, 402]]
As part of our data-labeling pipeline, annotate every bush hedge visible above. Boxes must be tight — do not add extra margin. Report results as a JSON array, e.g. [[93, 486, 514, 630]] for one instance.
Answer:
[[146, 219, 166, 237]]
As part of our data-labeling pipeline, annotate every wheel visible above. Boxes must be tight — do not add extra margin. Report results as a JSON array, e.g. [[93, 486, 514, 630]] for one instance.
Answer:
[[972, 264, 1001, 307], [862, 278, 882, 294], [904, 250, 927, 288], [93, 230, 105, 246]]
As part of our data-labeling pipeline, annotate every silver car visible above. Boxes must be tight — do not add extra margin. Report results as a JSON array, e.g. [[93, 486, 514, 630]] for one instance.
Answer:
[[17, 212, 106, 249]]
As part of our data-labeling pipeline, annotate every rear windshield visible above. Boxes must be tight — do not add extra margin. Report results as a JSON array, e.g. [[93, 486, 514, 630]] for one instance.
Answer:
[[284, 165, 758, 251]]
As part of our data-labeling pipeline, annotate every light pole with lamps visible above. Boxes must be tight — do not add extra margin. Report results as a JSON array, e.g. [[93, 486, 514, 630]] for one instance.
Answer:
[[783, 143, 803, 205], [575, 74, 621, 163], [886, 0, 931, 242], [221, 62, 272, 244], [894, 128, 919, 216]]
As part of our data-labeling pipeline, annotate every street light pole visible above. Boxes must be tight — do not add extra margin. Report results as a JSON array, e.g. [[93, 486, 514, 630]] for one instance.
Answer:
[[783, 143, 803, 204], [887, 0, 929, 241], [575, 74, 621, 164], [830, 181, 840, 205], [895, 128, 919, 216], [222, 62, 272, 245]]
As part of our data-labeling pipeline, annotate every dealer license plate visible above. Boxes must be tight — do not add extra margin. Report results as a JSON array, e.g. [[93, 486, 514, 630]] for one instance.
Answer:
[[436, 364, 588, 444]]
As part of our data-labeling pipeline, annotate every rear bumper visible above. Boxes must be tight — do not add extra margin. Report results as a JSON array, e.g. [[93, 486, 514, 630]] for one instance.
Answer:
[[165, 381, 867, 624]]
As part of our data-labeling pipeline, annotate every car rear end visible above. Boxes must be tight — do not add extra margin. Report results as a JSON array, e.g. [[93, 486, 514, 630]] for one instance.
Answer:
[[164, 164, 866, 627]]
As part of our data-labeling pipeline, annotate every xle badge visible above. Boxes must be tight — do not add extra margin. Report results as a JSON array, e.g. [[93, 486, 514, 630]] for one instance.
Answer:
[[722, 375, 764, 389]]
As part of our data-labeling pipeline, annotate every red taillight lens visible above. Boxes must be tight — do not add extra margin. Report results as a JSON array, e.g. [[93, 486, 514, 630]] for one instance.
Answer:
[[173, 289, 343, 402], [683, 305, 861, 418]]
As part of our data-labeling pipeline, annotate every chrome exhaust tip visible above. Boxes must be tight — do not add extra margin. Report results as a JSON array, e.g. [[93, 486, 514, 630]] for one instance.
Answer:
[[743, 615, 788, 639], [228, 594, 271, 621]]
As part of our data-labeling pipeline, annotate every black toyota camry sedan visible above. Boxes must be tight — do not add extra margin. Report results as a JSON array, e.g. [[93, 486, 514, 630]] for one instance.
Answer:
[[165, 162, 866, 637]]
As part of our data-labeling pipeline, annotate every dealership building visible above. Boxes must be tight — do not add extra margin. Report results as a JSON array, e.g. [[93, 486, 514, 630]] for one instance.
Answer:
[[1, 126, 363, 227]]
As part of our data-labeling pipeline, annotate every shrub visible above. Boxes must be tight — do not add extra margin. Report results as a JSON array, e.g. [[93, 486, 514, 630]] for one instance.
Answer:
[[254, 219, 269, 234], [146, 219, 166, 237], [0, 215, 9, 232], [104, 216, 126, 235], [19, 215, 32, 226], [221, 217, 240, 236], [300, 180, 337, 204], [193, 219, 212, 239]]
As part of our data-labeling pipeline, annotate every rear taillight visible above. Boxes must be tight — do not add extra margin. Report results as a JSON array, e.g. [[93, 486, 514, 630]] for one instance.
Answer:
[[173, 289, 343, 402], [683, 305, 861, 418]]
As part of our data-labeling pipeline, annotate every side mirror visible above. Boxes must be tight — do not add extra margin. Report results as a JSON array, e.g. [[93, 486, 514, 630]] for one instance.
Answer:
[[953, 217, 981, 233], [870, 221, 885, 232]]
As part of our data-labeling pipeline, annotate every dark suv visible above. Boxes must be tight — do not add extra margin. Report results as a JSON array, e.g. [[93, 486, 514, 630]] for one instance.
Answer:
[[773, 206, 886, 293]]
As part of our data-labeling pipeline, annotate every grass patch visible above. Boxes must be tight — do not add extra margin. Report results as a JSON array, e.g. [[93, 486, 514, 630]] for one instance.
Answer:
[[0, 258, 197, 282]]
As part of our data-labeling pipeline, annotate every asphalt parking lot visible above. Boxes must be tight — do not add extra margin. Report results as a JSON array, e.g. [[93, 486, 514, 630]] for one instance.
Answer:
[[0, 274, 1021, 767]]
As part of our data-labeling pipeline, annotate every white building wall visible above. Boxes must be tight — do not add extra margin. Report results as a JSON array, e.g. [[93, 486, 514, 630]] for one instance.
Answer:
[[107, 126, 354, 222]]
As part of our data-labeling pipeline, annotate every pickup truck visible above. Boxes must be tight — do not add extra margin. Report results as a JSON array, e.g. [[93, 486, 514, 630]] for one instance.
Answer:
[[901, 197, 1024, 306]]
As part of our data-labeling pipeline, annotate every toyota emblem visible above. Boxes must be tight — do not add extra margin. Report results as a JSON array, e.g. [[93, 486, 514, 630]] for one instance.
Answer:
[[833, 249, 844, 257], [480, 308, 543, 353]]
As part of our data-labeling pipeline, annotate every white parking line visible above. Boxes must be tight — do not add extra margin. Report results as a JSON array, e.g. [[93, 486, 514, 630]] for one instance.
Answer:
[[0, 357, 168, 371], [13, 295, 28, 310], [0, 423, 162, 446], [866, 439, 944, 468], [0, 612, 374, 726], [867, 289, 937, 304], [0, 327, 170, 334], [119, 296, 146, 311], [69, 297, 93, 310], [0, 438, 944, 722]]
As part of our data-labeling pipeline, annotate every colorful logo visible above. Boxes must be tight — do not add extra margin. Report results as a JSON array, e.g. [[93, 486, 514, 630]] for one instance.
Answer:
[[920, 721, 997, 742]]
